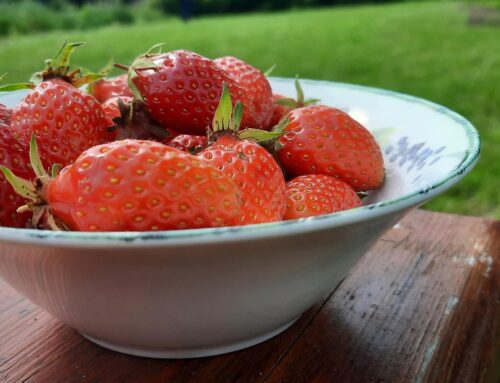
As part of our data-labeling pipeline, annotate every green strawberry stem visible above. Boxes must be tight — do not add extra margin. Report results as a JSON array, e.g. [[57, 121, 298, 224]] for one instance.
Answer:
[[212, 82, 240, 133], [0, 73, 33, 91], [274, 76, 320, 108], [295, 76, 305, 105], [29, 135, 49, 180], [0, 83, 35, 92], [126, 57, 159, 101], [71, 67, 104, 88], [238, 128, 283, 142], [52, 41, 84, 70], [0, 167, 37, 201], [256, 116, 289, 152], [243, 116, 290, 154], [0, 41, 102, 91], [304, 97, 321, 104], [232, 102, 243, 132], [125, 45, 163, 102], [0, 136, 65, 230], [145, 43, 166, 56], [33, 41, 91, 85], [263, 64, 276, 77], [114, 63, 130, 72], [210, 82, 284, 143], [275, 97, 297, 107], [272, 116, 290, 134], [51, 164, 61, 178], [98, 60, 116, 77], [87, 60, 115, 96]]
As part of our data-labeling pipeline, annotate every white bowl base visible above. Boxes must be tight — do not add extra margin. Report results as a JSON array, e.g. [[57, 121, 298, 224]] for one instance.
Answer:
[[79, 316, 299, 359]]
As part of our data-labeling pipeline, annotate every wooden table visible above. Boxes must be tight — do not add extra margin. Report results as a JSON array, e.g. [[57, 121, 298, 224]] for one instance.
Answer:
[[0, 210, 498, 383]]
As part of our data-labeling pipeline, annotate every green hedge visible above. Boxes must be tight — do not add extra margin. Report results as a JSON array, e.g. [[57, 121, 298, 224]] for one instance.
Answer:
[[0, 1, 161, 37], [0, 0, 498, 37]]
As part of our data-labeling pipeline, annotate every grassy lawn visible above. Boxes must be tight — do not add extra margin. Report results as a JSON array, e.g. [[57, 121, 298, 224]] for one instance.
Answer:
[[0, 1, 498, 218]]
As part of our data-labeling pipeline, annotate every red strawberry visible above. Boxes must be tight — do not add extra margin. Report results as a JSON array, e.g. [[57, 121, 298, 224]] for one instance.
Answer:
[[167, 134, 208, 154], [102, 96, 133, 129], [269, 94, 292, 128], [0, 103, 12, 125], [128, 49, 253, 135], [1, 139, 242, 231], [7, 42, 111, 169], [11, 79, 110, 169], [276, 105, 384, 191], [89, 74, 133, 104], [0, 124, 33, 227], [103, 96, 175, 142], [198, 84, 286, 224], [214, 56, 273, 130], [283, 174, 361, 220]]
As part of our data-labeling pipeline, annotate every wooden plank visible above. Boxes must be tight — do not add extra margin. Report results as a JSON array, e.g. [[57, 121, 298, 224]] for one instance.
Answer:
[[0, 210, 498, 383], [265, 210, 499, 383]]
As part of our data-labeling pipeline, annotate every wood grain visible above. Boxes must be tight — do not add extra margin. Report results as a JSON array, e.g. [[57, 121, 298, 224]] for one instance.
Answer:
[[0, 210, 498, 383], [265, 211, 499, 383]]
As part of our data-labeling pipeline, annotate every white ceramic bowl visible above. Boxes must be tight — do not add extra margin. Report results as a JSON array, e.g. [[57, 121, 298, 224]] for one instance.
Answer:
[[0, 78, 480, 358]]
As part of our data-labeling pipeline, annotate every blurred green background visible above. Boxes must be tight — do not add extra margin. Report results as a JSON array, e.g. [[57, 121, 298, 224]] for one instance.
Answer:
[[0, 0, 499, 218]]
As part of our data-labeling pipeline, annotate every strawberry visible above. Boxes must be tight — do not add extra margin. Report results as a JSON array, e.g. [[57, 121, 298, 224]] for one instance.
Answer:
[[128, 49, 253, 135], [0, 103, 12, 125], [1, 139, 242, 231], [276, 105, 384, 191], [269, 94, 292, 128], [167, 134, 208, 154], [283, 174, 361, 220], [214, 56, 273, 130], [89, 74, 133, 103], [103, 96, 174, 142], [0, 124, 33, 227], [268, 78, 319, 129], [102, 96, 133, 129], [198, 84, 286, 224], [4, 42, 111, 169]]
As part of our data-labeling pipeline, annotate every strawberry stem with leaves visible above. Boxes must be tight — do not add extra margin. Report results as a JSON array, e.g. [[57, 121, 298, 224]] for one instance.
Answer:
[[210, 82, 283, 143], [0, 41, 102, 91], [0, 136, 66, 230], [274, 76, 320, 108]]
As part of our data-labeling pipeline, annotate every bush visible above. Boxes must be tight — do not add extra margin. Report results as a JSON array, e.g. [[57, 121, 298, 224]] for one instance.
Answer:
[[77, 4, 134, 30], [0, 0, 143, 37], [133, 0, 166, 22], [0, 1, 65, 35], [0, 16, 10, 37], [4, 0, 493, 38]]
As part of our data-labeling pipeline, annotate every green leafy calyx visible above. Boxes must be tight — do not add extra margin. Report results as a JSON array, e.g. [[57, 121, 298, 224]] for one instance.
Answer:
[[272, 76, 319, 110], [37, 41, 101, 87], [123, 43, 165, 102], [127, 56, 159, 101], [0, 136, 65, 230], [263, 64, 276, 77], [238, 128, 283, 142], [211, 82, 242, 134], [295, 76, 304, 105], [0, 41, 102, 91]]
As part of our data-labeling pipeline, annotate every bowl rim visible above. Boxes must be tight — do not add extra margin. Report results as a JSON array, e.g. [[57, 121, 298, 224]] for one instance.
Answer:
[[0, 77, 480, 248]]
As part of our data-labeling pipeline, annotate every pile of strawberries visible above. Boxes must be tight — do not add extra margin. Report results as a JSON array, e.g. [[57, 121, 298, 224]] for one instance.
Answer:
[[0, 42, 384, 232]]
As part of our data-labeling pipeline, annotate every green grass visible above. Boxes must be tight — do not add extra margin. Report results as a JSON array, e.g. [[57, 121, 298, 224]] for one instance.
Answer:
[[0, 1, 498, 218]]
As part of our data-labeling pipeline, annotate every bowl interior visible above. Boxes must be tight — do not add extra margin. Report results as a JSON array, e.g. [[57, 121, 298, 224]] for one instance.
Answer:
[[0, 78, 479, 242]]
